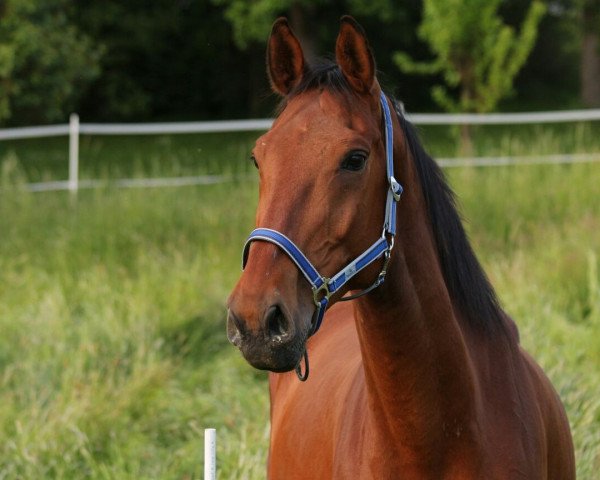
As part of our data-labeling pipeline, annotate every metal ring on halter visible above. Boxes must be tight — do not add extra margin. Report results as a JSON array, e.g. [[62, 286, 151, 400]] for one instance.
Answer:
[[312, 279, 331, 307], [295, 349, 309, 381]]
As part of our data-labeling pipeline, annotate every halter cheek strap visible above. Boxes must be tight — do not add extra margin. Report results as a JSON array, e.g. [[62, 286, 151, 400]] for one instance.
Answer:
[[241, 92, 403, 377]]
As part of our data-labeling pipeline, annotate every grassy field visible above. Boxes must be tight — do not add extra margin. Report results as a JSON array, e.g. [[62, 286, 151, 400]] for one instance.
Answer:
[[0, 124, 599, 478]]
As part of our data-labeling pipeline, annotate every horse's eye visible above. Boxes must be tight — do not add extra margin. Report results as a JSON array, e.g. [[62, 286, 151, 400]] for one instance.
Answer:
[[341, 151, 368, 172], [250, 155, 259, 169]]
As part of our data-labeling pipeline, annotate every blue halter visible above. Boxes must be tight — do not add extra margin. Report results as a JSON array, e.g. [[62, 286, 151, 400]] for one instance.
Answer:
[[242, 92, 402, 342]]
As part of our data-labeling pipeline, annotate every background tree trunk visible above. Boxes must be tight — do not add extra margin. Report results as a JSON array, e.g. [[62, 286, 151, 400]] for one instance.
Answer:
[[289, 3, 317, 63], [459, 64, 475, 155], [581, 3, 600, 107], [459, 124, 473, 155], [581, 33, 600, 107]]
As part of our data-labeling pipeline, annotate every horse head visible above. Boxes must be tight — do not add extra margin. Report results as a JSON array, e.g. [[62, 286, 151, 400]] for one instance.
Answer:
[[227, 17, 399, 373]]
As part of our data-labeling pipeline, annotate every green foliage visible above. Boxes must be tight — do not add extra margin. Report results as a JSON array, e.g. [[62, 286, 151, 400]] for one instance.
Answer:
[[72, 1, 182, 120], [0, 0, 586, 123], [395, 0, 546, 113], [71, 1, 266, 121], [0, 43, 15, 121], [345, 0, 395, 21], [579, 0, 600, 32], [0, 0, 102, 125], [211, 0, 288, 49], [212, 0, 396, 49]]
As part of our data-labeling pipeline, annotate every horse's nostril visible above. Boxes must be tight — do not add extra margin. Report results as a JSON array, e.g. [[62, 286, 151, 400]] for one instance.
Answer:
[[226, 309, 243, 347], [265, 305, 290, 342]]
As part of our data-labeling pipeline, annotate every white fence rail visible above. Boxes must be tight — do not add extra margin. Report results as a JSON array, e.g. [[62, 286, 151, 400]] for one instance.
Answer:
[[79, 119, 274, 135], [1, 109, 600, 193], [0, 124, 70, 140], [407, 109, 600, 125]]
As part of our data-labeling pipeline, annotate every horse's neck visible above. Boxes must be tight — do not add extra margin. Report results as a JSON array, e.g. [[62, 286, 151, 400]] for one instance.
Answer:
[[353, 171, 482, 469]]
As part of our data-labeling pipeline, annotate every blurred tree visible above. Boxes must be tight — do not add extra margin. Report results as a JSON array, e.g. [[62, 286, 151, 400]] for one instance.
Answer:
[[0, 0, 101, 125], [211, 0, 396, 58], [0, 0, 585, 124], [396, 0, 546, 113], [394, 0, 546, 149], [210, 0, 429, 112], [73, 1, 265, 121], [502, 0, 580, 110], [0, 1, 15, 122], [519, 0, 600, 108]]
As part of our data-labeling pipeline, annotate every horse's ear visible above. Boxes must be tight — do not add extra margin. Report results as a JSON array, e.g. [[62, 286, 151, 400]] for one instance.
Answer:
[[267, 18, 306, 96], [335, 16, 376, 94]]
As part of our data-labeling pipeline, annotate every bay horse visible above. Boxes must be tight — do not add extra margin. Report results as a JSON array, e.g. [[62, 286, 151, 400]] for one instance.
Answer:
[[226, 16, 575, 479]]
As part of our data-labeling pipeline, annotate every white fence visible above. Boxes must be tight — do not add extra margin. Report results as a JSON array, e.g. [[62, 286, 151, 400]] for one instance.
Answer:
[[1, 109, 600, 193]]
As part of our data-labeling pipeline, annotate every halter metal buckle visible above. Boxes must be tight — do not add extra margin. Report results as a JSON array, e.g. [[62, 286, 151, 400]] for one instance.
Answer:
[[312, 278, 331, 307], [379, 248, 392, 280]]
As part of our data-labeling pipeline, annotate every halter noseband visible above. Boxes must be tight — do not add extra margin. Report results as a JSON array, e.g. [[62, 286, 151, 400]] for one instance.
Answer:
[[241, 92, 403, 380]]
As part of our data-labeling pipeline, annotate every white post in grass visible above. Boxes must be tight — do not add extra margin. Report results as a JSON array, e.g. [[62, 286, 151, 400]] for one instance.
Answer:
[[204, 428, 216, 480], [68, 113, 80, 194]]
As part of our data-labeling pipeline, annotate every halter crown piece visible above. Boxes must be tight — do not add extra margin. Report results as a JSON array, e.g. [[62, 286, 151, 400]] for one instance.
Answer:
[[241, 92, 403, 380]]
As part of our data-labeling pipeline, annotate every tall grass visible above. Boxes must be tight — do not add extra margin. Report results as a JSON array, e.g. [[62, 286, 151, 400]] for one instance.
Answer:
[[0, 182, 269, 478], [0, 125, 599, 478]]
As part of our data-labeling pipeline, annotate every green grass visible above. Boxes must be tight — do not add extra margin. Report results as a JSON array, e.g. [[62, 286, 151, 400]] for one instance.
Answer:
[[0, 182, 269, 479], [0, 126, 599, 478]]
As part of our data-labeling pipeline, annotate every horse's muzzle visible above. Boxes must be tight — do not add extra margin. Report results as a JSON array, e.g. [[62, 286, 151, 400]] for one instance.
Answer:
[[226, 305, 307, 372]]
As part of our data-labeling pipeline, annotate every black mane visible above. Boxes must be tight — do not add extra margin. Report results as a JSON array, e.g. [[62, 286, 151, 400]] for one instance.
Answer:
[[392, 100, 505, 334], [282, 62, 506, 334]]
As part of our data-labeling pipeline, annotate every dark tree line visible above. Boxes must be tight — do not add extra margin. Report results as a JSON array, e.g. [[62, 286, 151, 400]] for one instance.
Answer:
[[0, 0, 597, 126]]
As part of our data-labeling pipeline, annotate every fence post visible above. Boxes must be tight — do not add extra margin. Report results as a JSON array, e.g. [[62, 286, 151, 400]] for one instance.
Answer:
[[69, 113, 79, 194], [204, 428, 216, 480]]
